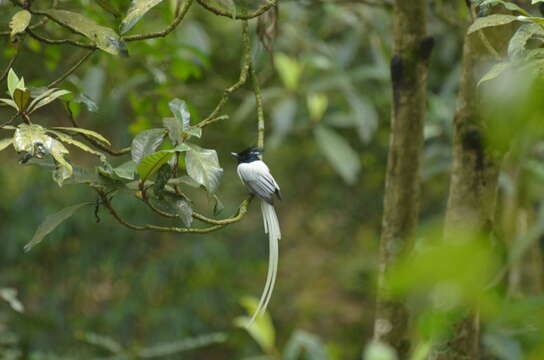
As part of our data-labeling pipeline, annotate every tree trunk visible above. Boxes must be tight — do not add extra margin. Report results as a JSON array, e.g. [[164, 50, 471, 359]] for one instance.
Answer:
[[437, 15, 500, 360], [373, 0, 431, 355]]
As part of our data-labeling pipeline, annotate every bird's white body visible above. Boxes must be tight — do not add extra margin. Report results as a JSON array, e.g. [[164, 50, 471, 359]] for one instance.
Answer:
[[236, 160, 281, 324]]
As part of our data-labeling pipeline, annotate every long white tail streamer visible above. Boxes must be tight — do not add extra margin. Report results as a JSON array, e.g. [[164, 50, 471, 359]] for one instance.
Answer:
[[248, 200, 281, 325]]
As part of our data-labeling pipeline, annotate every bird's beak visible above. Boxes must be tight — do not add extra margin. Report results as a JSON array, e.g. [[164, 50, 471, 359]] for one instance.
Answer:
[[231, 152, 239, 159]]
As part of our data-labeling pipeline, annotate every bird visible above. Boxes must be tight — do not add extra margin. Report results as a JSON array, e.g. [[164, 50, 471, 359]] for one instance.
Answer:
[[231, 146, 281, 324]]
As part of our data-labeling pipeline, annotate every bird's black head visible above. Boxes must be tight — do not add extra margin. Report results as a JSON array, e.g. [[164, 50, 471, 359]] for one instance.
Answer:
[[231, 146, 263, 163]]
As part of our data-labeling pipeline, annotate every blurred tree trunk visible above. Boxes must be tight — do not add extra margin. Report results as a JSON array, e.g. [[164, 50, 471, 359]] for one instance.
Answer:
[[437, 8, 500, 360], [373, 0, 431, 356]]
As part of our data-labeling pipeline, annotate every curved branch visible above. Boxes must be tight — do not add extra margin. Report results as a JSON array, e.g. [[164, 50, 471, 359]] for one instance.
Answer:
[[123, 0, 194, 42], [64, 104, 131, 156], [26, 28, 97, 50], [196, 20, 250, 128], [251, 64, 265, 148], [47, 49, 95, 88], [96, 188, 250, 233], [196, 0, 276, 20]]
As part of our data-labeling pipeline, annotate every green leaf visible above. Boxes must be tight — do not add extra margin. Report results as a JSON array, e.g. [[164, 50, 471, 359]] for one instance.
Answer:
[[169, 98, 191, 130], [314, 125, 360, 185], [185, 144, 223, 193], [507, 23, 544, 58], [284, 330, 328, 360], [306, 93, 328, 122], [131, 128, 166, 163], [234, 297, 276, 354], [13, 124, 50, 154], [213, 194, 224, 215], [364, 341, 398, 360], [0, 138, 13, 152], [45, 129, 105, 160], [274, 53, 303, 91], [28, 89, 71, 113], [7, 69, 20, 98], [480, 0, 530, 16], [478, 62, 510, 86], [39, 9, 128, 56], [168, 175, 201, 188], [0, 288, 24, 313], [120, 0, 164, 34], [113, 160, 137, 180], [24, 202, 92, 252], [532, 0, 544, 4], [9, 10, 31, 38], [165, 195, 193, 227], [163, 117, 183, 145], [467, 14, 519, 35], [184, 126, 202, 138], [0, 98, 18, 110], [73, 93, 98, 112], [137, 151, 174, 181], [152, 163, 172, 197], [50, 126, 110, 145], [137, 144, 190, 180], [13, 88, 31, 112]]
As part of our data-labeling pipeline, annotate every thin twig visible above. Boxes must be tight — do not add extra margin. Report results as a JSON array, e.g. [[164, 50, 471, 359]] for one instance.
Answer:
[[65, 104, 131, 156], [47, 49, 95, 88], [0, 46, 21, 83], [26, 28, 97, 50], [196, 21, 250, 128], [251, 65, 265, 149], [123, 0, 194, 41], [96, 188, 250, 233], [196, 0, 276, 20]]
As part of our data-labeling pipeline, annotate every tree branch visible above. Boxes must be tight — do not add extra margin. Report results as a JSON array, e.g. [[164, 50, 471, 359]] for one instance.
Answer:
[[196, 20, 250, 128], [195, 0, 277, 20], [251, 65, 265, 149], [47, 49, 95, 88], [26, 28, 97, 50], [64, 104, 131, 156], [123, 0, 194, 41], [95, 188, 250, 233]]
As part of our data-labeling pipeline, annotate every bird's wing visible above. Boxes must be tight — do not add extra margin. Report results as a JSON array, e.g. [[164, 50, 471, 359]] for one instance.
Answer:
[[238, 161, 280, 204]]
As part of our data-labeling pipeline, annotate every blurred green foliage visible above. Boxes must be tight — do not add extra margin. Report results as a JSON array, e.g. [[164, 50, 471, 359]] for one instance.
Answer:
[[1, 0, 544, 359]]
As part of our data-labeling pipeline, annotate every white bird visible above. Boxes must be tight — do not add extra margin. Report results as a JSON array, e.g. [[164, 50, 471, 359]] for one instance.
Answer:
[[231, 146, 281, 324]]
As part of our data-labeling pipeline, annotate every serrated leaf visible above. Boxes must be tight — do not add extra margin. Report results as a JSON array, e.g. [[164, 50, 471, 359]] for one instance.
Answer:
[[131, 128, 166, 163], [169, 98, 190, 130], [478, 62, 510, 86], [185, 144, 223, 193], [40, 9, 128, 56], [51, 126, 110, 146], [24, 202, 91, 252], [13, 88, 31, 112], [314, 125, 360, 185], [113, 160, 137, 180], [7, 69, 19, 98], [28, 89, 71, 113], [467, 14, 519, 35], [0, 138, 13, 152], [120, 0, 164, 34], [9, 10, 31, 38]]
